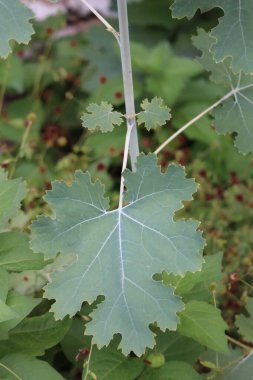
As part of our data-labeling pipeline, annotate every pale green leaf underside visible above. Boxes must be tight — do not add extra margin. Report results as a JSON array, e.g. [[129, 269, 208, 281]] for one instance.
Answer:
[[178, 301, 228, 353], [81, 102, 123, 133], [0, 0, 34, 58], [193, 30, 253, 155], [0, 353, 64, 380], [31, 154, 204, 355], [0, 168, 27, 229], [137, 97, 171, 131], [171, 0, 253, 74]]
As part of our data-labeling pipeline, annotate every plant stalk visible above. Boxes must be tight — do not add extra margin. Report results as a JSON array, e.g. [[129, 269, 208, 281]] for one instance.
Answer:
[[117, 0, 139, 171], [154, 89, 234, 155]]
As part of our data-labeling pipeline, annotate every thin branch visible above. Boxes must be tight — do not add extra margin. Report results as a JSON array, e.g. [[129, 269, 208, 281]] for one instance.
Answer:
[[226, 335, 253, 352], [80, 0, 120, 44], [154, 89, 234, 155]]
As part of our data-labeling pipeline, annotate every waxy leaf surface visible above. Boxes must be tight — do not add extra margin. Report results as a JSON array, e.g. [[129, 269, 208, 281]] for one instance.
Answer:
[[171, 0, 253, 74], [193, 30, 253, 155], [0, 0, 34, 58], [31, 154, 204, 355]]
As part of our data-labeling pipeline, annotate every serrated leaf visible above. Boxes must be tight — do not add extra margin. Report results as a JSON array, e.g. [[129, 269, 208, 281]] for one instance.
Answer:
[[171, 0, 253, 73], [0, 0, 34, 59], [137, 97, 171, 131], [0, 168, 27, 229], [193, 29, 253, 155], [0, 290, 41, 340], [0, 313, 71, 357], [0, 353, 64, 380], [0, 231, 45, 271], [236, 297, 253, 343], [139, 361, 202, 380], [178, 301, 228, 353], [31, 154, 204, 356], [81, 102, 123, 133]]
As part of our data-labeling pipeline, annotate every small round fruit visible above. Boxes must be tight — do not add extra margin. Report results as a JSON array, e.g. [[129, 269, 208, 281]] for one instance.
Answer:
[[146, 352, 165, 368]]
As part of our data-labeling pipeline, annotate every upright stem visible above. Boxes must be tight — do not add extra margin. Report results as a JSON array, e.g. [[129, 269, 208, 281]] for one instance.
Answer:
[[117, 0, 139, 171]]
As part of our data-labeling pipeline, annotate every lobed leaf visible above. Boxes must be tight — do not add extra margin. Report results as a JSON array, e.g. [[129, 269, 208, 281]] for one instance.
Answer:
[[31, 154, 204, 356], [0, 0, 34, 59], [137, 97, 171, 131], [171, 0, 253, 74], [81, 102, 124, 133], [193, 29, 253, 155]]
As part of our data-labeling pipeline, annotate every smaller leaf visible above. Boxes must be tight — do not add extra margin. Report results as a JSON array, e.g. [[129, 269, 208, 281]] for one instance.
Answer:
[[81, 102, 123, 133], [137, 97, 171, 130], [178, 301, 228, 353]]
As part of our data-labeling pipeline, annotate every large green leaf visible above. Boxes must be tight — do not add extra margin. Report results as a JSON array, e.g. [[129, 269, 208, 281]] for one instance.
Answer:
[[0, 313, 71, 357], [193, 29, 253, 155], [139, 361, 202, 380], [154, 330, 204, 364], [178, 301, 228, 353], [0, 169, 26, 229], [31, 154, 204, 355], [171, 0, 253, 74], [0, 353, 64, 380], [0, 231, 45, 271], [163, 252, 224, 302], [0, 0, 34, 58], [0, 290, 40, 340], [88, 338, 144, 380]]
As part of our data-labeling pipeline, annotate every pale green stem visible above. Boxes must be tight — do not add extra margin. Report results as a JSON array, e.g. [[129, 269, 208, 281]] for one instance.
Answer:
[[80, 0, 120, 44], [154, 89, 234, 155], [0, 362, 22, 380], [117, 0, 139, 171]]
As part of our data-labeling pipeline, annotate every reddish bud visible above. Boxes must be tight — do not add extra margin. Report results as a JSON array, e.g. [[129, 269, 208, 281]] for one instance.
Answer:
[[99, 76, 107, 84], [235, 194, 244, 202], [115, 91, 123, 99], [96, 163, 106, 171]]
